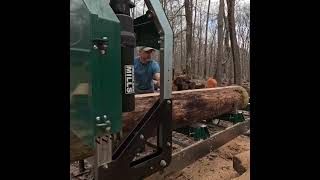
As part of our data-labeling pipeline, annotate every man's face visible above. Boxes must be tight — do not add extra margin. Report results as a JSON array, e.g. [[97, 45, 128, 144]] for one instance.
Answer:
[[140, 50, 153, 62]]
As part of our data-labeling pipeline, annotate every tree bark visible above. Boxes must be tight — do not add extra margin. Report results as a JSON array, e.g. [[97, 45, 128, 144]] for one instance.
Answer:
[[184, 0, 193, 75], [180, 0, 184, 72], [122, 86, 249, 133], [215, 0, 224, 85], [203, 0, 211, 79], [197, 5, 203, 78], [192, 0, 197, 77], [227, 0, 242, 85]]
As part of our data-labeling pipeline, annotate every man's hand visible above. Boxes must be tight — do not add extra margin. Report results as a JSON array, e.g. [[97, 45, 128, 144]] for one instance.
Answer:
[[153, 73, 160, 87]]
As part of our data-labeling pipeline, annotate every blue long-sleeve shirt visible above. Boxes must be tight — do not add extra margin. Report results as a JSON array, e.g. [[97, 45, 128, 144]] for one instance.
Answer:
[[134, 57, 160, 94]]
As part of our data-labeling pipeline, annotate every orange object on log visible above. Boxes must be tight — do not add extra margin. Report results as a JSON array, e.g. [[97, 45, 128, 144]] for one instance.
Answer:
[[207, 78, 217, 88]]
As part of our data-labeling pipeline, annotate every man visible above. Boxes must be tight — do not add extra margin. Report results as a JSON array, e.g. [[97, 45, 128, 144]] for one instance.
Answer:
[[134, 46, 160, 94]]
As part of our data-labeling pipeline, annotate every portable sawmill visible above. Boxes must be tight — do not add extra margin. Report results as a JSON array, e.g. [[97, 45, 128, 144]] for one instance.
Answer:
[[70, 0, 250, 179]]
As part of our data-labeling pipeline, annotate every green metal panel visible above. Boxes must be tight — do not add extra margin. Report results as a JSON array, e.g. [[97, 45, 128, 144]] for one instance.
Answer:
[[70, 0, 121, 148]]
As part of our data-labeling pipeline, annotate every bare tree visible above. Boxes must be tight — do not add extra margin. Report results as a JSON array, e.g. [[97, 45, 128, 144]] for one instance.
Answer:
[[131, 0, 249, 83], [215, 0, 224, 85], [184, 0, 193, 75], [143, 1, 146, 14], [192, 0, 197, 76], [226, 0, 242, 85], [132, 0, 136, 18], [197, 2, 203, 78], [203, 0, 211, 79], [209, 26, 217, 77]]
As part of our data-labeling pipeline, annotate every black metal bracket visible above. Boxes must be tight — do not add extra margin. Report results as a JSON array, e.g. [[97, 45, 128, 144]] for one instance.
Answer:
[[97, 99, 172, 180], [134, 10, 160, 49]]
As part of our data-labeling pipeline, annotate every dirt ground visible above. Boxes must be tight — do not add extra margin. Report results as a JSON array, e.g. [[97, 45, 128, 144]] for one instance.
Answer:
[[166, 135, 250, 180], [70, 135, 250, 180]]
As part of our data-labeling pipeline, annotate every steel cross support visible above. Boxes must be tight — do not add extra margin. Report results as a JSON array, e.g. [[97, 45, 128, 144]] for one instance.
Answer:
[[97, 99, 172, 180]]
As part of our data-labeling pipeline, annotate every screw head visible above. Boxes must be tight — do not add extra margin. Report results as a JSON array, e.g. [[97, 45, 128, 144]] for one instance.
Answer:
[[96, 117, 100, 121], [167, 142, 171, 147], [103, 115, 107, 119], [102, 37, 108, 40], [140, 134, 144, 140], [160, 160, 167, 167], [167, 100, 171, 104]]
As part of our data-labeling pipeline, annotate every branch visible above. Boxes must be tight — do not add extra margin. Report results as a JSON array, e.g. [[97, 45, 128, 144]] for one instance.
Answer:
[[174, 29, 187, 38], [172, 4, 185, 18]]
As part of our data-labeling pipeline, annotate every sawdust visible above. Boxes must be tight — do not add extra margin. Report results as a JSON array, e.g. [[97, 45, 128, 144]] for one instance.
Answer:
[[166, 135, 250, 180]]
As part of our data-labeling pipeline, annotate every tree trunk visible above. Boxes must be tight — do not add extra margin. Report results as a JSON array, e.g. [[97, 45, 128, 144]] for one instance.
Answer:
[[132, 0, 136, 18], [184, 0, 193, 75], [70, 86, 249, 162], [122, 86, 249, 134], [143, 1, 146, 14], [209, 37, 214, 77], [180, 6, 184, 72], [227, 0, 242, 85], [203, 0, 211, 79], [192, 0, 197, 77], [215, 0, 224, 85], [197, 6, 203, 78], [223, 0, 230, 49]]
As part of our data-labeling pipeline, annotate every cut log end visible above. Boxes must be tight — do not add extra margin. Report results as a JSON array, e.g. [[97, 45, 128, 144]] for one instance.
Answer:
[[233, 150, 250, 175]]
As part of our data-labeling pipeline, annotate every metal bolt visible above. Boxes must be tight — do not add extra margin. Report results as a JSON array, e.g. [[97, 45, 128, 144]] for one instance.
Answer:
[[96, 117, 100, 121], [167, 100, 171, 104], [96, 123, 107, 127], [167, 142, 171, 147], [93, 45, 98, 49], [103, 115, 107, 119], [140, 134, 144, 140], [150, 166, 154, 170], [160, 160, 167, 167], [102, 37, 108, 40]]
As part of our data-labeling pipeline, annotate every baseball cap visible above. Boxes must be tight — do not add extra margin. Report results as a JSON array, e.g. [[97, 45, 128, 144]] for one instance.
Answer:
[[141, 46, 155, 52]]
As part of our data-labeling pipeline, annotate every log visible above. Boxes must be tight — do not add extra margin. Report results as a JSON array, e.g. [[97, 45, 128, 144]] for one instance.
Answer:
[[70, 86, 249, 162], [173, 75, 207, 90], [122, 86, 249, 133], [233, 150, 250, 175], [231, 167, 250, 180]]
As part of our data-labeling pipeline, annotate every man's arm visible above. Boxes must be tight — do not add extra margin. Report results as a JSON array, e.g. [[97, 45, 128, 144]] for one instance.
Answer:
[[152, 61, 161, 88], [153, 73, 160, 87]]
